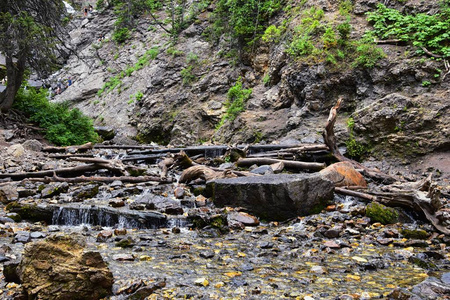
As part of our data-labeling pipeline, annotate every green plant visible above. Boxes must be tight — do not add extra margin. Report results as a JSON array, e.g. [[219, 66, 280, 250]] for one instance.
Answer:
[[353, 42, 386, 68], [422, 80, 431, 87], [366, 3, 450, 58], [338, 0, 353, 16], [345, 117, 368, 160], [167, 47, 183, 57], [262, 25, 282, 43], [180, 66, 196, 85], [14, 87, 98, 146], [113, 27, 130, 44], [217, 77, 252, 129], [322, 26, 337, 49], [262, 74, 270, 85], [186, 52, 198, 63]]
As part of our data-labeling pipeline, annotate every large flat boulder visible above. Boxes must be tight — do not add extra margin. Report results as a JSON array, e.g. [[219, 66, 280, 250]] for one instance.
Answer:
[[208, 174, 334, 221], [18, 234, 113, 299]]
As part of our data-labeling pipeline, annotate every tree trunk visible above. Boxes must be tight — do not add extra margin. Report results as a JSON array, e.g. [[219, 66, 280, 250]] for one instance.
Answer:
[[0, 53, 26, 112]]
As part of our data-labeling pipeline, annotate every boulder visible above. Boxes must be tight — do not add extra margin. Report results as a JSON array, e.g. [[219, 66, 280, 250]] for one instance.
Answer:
[[208, 174, 334, 221], [320, 161, 367, 187], [0, 183, 18, 204], [18, 234, 113, 299], [22, 140, 43, 152]]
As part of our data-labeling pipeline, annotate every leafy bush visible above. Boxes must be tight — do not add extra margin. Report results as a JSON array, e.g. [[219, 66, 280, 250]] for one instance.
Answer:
[[180, 66, 196, 85], [322, 26, 337, 49], [353, 42, 386, 68], [345, 117, 368, 160], [14, 88, 98, 146], [217, 77, 252, 129], [366, 3, 450, 57]]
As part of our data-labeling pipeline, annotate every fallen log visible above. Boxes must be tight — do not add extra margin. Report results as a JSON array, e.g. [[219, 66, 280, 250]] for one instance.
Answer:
[[0, 164, 101, 180], [48, 154, 95, 159], [43, 142, 93, 153], [236, 158, 325, 171], [179, 165, 238, 183], [25, 174, 173, 184]]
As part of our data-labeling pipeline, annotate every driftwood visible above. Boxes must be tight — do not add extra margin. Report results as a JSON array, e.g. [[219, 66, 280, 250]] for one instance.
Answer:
[[94, 144, 156, 150], [43, 142, 93, 153], [179, 165, 237, 183], [26, 174, 173, 184], [236, 158, 325, 171], [323, 98, 397, 184], [48, 154, 95, 159], [335, 176, 450, 235], [0, 164, 103, 180]]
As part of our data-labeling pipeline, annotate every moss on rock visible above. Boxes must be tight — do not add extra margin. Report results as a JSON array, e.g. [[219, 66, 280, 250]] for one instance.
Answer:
[[366, 202, 398, 225]]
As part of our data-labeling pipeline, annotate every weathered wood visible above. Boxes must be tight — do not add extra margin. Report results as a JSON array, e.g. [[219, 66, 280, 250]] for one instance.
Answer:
[[179, 165, 237, 183], [236, 158, 326, 171], [42, 142, 93, 153], [335, 187, 377, 201], [158, 157, 174, 179], [94, 144, 156, 150], [0, 164, 101, 180], [48, 154, 95, 159], [26, 174, 173, 184], [322, 98, 397, 184]]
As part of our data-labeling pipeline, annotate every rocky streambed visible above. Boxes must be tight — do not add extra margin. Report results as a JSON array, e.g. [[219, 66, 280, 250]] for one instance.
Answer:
[[1, 141, 450, 299]]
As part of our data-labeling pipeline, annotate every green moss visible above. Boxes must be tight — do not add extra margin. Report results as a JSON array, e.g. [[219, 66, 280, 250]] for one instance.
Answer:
[[366, 202, 398, 224], [401, 228, 429, 240]]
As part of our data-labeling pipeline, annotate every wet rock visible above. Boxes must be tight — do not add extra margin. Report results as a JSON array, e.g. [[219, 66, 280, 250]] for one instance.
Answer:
[[128, 281, 166, 299], [174, 186, 185, 199], [3, 261, 20, 283], [115, 236, 135, 248], [310, 265, 328, 274], [114, 228, 127, 236], [320, 162, 367, 187], [13, 231, 31, 244], [0, 216, 15, 223], [324, 225, 343, 238], [113, 254, 135, 261], [411, 276, 450, 299], [199, 250, 215, 259], [18, 234, 113, 299], [6, 213, 21, 222], [165, 206, 184, 215], [40, 182, 69, 198], [109, 198, 125, 207], [259, 241, 274, 249], [209, 174, 334, 221], [401, 228, 429, 240], [30, 232, 46, 239], [97, 230, 113, 242], [228, 211, 260, 226], [22, 140, 43, 152], [195, 195, 208, 207], [72, 184, 99, 201]]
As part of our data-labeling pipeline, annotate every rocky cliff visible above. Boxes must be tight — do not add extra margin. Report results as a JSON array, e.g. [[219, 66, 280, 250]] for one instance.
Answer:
[[54, 0, 449, 165]]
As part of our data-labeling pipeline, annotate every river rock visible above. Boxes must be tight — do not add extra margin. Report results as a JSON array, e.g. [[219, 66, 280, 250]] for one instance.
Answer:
[[18, 234, 113, 299], [320, 161, 367, 187], [6, 144, 25, 158], [228, 211, 260, 226], [208, 174, 334, 220], [0, 183, 18, 204], [22, 139, 43, 152]]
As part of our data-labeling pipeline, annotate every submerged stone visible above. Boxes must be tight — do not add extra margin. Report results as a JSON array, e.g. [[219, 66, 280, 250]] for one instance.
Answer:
[[208, 174, 334, 221]]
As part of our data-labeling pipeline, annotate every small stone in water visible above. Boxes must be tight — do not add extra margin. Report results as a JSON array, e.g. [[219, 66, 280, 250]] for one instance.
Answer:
[[172, 227, 181, 234], [174, 187, 185, 199], [30, 232, 46, 239], [194, 278, 209, 287], [259, 241, 274, 249], [199, 250, 215, 259], [114, 228, 127, 236], [310, 265, 327, 274], [113, 254, 135, 261], [97, 230, 113, 242]]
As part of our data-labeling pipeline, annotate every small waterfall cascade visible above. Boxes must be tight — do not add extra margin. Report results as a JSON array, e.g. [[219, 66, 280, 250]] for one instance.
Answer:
[[51, 204, 167, 229]]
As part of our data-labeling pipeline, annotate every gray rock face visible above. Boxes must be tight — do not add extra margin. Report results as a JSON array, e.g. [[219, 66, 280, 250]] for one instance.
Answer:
[[208, 174, 334, 220]]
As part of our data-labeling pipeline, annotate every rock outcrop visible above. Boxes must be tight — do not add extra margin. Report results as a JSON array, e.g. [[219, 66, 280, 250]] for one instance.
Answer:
[[208, 174, 334, 220], [18, 234, 114, 300]]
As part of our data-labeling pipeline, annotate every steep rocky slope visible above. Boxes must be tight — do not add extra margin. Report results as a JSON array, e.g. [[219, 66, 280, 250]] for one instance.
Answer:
[[54, 0, 449, 166]]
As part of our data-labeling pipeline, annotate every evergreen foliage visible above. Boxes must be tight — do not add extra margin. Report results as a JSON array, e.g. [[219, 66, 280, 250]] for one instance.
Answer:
[[217, 77, 252, 129]]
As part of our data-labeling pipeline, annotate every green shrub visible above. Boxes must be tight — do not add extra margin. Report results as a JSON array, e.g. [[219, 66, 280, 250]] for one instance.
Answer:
[[366, 202, 398, 225], [113, 27, 130, 44], [288, 34, 314, 56], [186, 52, 199, 64], [180, 66, 196, 85], [217, 77, 252, 129], [353, 42, 386, 68], [366, 3, 450, 57], [262, 25, 282, 43], [322, 26, 337, 49], [345, 117, 368, 160], [14, 88, 98, 146]]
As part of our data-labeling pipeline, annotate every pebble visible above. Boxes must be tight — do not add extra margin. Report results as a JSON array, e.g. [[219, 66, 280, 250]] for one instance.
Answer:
[[113, 254, 135, 261]]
